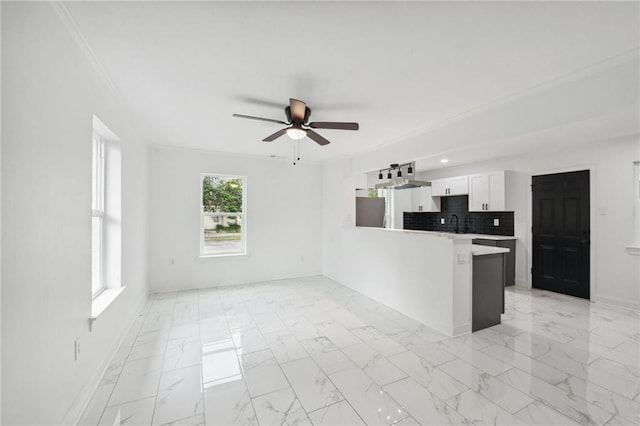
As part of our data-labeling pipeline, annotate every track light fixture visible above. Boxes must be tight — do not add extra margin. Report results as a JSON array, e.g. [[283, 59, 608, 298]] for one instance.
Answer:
[[377, 162, 416, 180]]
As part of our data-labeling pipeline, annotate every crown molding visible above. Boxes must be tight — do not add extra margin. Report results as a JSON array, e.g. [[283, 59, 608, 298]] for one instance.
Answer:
[[49, 1, 121, 98]]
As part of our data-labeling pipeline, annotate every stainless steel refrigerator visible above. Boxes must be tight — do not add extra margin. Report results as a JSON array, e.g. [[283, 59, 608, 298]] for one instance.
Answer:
[[355, 197, 385, 227]]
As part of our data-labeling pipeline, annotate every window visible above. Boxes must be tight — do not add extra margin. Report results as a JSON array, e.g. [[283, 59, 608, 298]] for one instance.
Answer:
[[201, 174, 246, 256], [91, 136, 105, 297], [90, 116, 123, 321], [630, 161, 640, 253]]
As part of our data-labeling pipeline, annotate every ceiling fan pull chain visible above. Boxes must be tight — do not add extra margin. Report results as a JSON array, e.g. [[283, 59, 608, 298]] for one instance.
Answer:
[[293, 141, 296, 166], [297, 140, 301, 161]]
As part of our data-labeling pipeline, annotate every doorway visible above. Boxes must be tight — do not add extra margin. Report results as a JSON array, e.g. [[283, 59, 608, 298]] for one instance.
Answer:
[[532, 170, 590, 299]]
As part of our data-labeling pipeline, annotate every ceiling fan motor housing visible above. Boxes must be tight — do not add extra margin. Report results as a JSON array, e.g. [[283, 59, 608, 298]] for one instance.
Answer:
[[285, 106, 312, 124]]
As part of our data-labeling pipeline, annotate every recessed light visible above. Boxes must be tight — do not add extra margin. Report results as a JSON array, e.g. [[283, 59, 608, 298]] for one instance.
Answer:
[[440, 158, 449, 164]]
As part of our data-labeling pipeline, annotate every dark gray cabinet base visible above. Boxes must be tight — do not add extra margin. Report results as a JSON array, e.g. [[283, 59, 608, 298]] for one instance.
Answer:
[[473, 239, 515, 286], [472, 253, 505, 332]]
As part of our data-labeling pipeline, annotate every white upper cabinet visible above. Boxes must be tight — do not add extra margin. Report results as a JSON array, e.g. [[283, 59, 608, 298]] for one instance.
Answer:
[[468, 171, 506, 211], [410, 186, 441, 212], [431, 176, 469, 196]]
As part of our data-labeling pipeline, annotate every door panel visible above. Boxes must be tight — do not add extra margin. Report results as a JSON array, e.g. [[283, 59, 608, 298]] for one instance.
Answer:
[[540, 198, 555, 235], [563, 198, 579, 237], [431, 180, 447, 197], [488, 172, 505, 210], [469, 175, 486, 211], [532, 170, 590, 299], [449, 176, 469, 195], [541, 245, 554, 278]]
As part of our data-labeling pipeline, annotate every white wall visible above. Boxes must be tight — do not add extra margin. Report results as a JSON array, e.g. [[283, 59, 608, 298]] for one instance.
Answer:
[[415, 136, 640, 308], [2, 3, 149, 424], [147, 146, 323, 291], [0, 2, 3, 418]]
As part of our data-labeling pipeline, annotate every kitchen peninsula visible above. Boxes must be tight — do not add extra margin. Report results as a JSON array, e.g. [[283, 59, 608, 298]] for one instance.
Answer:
[[336, 226, 508, 336]]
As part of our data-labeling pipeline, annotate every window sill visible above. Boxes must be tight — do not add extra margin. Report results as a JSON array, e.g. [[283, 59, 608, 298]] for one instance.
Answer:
[[198, 252, 248, 259], [625, 246, 640, 256], [90, 287, 126, 330]]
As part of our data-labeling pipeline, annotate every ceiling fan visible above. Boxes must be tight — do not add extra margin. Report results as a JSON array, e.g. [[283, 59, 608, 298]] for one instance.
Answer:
[[232, 98, 359, 146]]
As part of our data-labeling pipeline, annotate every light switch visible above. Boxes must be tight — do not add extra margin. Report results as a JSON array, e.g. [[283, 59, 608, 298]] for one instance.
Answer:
[[440, 218, 445, 224], [457, 253, 466, 264], [493, 218, 499, 226]]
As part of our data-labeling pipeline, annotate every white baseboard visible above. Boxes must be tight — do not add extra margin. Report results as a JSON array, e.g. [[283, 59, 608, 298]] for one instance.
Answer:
[[592, 294, 640, 310], [452, 323, 471, 337], [64, 293, 149, 426], [515, 279, 530, 288]]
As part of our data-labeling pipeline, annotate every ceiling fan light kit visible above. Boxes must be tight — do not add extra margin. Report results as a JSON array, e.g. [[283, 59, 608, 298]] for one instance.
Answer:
[[286, 127, 307, 140], [233, 98, 359, 164]]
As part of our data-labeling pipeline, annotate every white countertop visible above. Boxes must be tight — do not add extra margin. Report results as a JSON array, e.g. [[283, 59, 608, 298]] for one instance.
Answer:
[[465, 233, 516, 241], [471, 244, 510, 256], [356, 227, 516, 241]]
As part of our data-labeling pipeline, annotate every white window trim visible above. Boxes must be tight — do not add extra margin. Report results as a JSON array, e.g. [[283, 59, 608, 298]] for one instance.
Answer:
[[91, 135, 106, 298], [199, 173, 247, 257], [626, 161, 640, 255]]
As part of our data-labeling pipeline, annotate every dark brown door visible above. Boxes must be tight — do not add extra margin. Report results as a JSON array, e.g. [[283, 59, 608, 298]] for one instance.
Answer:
[[532, 170, 590, 299]]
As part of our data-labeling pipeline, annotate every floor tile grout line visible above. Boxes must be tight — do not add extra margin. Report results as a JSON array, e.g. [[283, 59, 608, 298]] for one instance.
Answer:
[[281, 290, 437, 426], [93, 298, 154, 424], [195, 288, 206, 426], [219, 291, 262, 424], [490, 365, 616, 424], [249, 294, 314, 423], [276, 285, 370, 426], [255, 284, 376, 422], [149, 293, 179, 425], [512, 399, 577, 425]]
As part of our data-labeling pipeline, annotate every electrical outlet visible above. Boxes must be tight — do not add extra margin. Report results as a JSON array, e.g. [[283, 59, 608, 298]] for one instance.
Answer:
[[494, 218, 499, 226], [440, 217, 445, 225], [74, 338, 80, 361]]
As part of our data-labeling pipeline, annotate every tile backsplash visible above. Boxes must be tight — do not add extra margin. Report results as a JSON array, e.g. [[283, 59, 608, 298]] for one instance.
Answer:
[[403, 195, 514, 236]]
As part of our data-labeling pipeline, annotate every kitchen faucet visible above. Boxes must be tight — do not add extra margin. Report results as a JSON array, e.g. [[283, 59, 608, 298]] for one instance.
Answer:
[[450, 214, 459, 234]]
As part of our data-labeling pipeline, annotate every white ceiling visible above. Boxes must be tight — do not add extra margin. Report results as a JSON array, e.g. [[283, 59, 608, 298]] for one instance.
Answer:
[[63, 1, 639, 167]]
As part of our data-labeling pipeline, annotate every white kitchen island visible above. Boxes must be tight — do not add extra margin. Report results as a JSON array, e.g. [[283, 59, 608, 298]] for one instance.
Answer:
[[325, 226, 477, 336]]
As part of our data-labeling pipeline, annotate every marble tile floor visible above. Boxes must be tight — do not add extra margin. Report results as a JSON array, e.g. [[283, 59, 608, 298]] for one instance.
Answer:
[[79, 276, 639, 425]]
